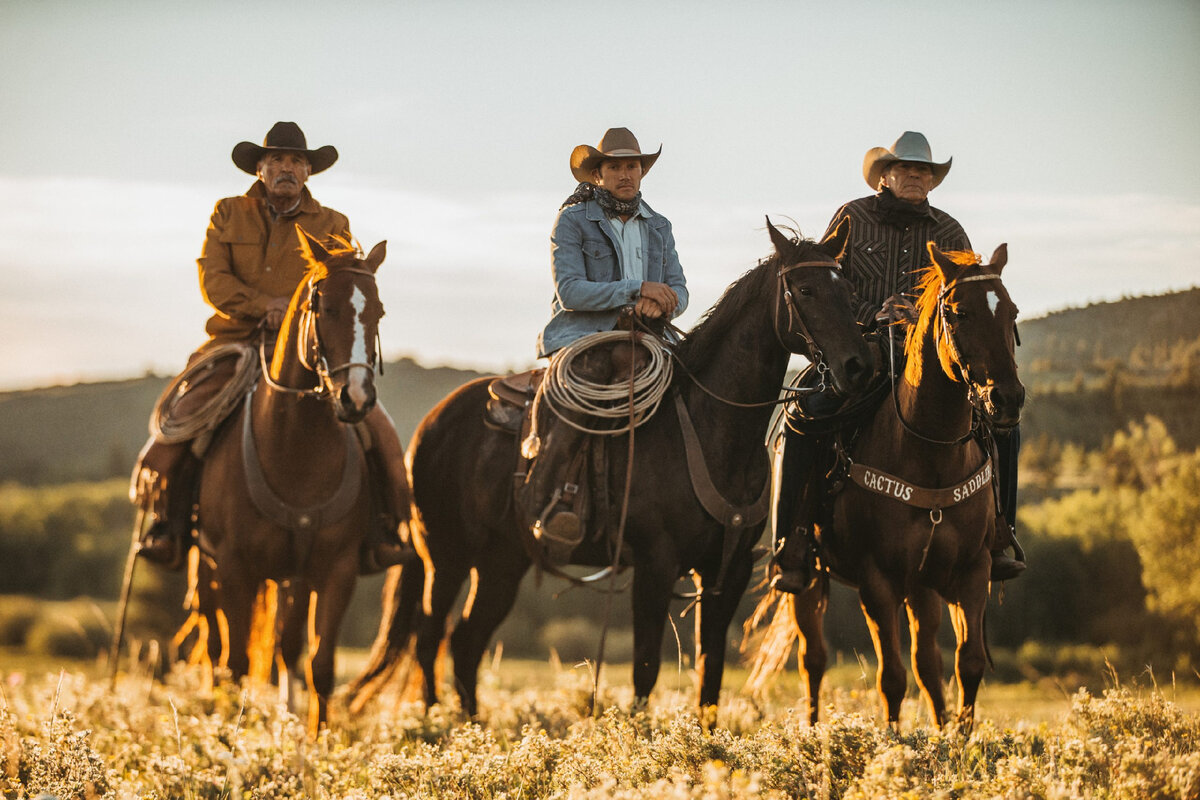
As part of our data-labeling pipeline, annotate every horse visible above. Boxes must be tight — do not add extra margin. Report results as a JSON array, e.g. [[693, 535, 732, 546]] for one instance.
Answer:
[[349, 218, 874, 724], [193, 228, 387, 734], [752, 242, 1023, 732]]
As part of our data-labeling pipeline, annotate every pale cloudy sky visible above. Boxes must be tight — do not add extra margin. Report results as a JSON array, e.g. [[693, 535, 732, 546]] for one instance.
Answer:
[[1, 0, 1197, 390]]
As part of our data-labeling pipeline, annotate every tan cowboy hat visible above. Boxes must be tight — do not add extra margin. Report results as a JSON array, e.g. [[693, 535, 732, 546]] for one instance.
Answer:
[[862, 131, 952, 191], [570, 127, 661, 183], [231, 121, 339, 175]]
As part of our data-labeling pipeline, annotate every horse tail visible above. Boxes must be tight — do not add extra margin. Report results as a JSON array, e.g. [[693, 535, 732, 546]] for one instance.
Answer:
[[348, 561, 425, 713], [741, 589, 799, 697]]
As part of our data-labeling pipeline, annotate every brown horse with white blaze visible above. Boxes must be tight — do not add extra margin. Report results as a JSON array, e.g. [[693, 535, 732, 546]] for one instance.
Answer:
[[194, 228, 387, 734], [754, 242, 1023, 731]]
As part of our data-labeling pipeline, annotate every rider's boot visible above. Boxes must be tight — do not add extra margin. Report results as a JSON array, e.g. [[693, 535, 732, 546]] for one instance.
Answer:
[[768, 426, 822, 594], [359, 406, 416, 574], [990, 426, 1027, 581], [134, 450, 195, 572], [529, 446, 588, 566]]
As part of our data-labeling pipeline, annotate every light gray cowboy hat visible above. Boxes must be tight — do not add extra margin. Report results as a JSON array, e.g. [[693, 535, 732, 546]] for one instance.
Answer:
[[570, 127, 662, 183], [231, 121, 339, 176], [862, 131, 952, 191]]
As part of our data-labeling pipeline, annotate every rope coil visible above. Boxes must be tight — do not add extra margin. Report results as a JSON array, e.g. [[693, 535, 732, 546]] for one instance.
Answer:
[[150, 344, 260, 443], [539, 331, 673, 435]]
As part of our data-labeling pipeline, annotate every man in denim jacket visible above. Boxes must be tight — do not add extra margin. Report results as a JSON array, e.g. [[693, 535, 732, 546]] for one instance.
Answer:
[[537, 127, 688, 357], [526, 127, 689, 554]]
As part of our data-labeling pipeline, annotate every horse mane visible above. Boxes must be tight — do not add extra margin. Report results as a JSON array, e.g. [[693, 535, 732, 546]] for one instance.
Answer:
[[675, 231, 825, 371], [905, 249, 981, 381]]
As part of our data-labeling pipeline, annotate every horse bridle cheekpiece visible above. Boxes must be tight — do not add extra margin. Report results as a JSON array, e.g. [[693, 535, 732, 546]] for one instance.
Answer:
[[774, 259, 841, 392], [296, 268, 381, 398], [936, 272, 1004, 414]]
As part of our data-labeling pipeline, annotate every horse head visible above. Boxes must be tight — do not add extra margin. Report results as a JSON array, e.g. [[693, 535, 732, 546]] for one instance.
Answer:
[[295, 226, 387, 424], [766, 216, 874, 397], [921, 242, 1024, 429]]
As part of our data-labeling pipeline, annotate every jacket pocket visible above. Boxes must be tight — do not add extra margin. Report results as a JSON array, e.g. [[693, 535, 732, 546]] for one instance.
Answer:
[[582, 238, 616, 280]]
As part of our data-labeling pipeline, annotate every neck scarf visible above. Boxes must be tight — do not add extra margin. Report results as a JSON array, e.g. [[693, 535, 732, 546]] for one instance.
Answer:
[[876, 186, 935, 227], [560, 182, 643, 217]]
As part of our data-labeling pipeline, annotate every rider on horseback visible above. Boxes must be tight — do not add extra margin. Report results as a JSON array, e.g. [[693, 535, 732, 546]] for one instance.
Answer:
[[771, 131, 1027, 593], [522, 127, 689, 560], [133, 122, 411, 573]]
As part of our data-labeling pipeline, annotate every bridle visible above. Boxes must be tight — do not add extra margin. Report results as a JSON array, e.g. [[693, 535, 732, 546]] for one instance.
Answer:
[[889, 271, 1007, 445], [259, 268, 382, 399], [772, 259, 845, 395]]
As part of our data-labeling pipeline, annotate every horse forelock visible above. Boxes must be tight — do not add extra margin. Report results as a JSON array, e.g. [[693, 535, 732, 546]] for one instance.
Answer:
[[905, 250, 982, 381]]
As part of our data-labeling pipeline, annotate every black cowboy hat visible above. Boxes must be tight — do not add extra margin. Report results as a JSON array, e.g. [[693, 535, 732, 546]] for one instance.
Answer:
[[231, 121, 339, 175]]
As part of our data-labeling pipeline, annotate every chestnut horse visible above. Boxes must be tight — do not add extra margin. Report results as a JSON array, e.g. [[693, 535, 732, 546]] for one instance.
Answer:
[[752, 242, 1023, 731], [194, 229, 387, 733], [350, 219, 874, 724]]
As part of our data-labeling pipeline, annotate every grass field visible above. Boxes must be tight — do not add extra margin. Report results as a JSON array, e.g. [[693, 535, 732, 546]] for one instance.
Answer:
[[3, 648, 1199, 798]]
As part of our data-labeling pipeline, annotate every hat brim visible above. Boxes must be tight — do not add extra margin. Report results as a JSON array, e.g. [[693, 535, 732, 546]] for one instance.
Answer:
[[570, 144, 661, 184], [863, 148, 951, 191], [231, 142, 338, 175]]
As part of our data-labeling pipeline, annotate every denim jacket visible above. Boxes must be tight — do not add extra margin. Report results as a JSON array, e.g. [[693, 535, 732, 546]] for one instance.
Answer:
[[537, 198, 688, 357]]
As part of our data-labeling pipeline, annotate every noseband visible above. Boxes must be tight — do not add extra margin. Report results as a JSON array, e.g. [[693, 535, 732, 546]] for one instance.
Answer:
[[261, 268, 381, 399], [773, 259, 843, 393]]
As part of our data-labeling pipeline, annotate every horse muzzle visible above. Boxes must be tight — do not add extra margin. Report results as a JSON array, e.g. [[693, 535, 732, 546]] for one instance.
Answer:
[[979, 382, 1025, 429], [332, 366, 377, 423]]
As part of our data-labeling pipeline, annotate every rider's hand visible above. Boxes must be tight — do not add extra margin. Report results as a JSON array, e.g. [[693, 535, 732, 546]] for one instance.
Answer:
[[879, 294, 917, 325], [638, 281, 679, 318], [264, 297, 289, 330]]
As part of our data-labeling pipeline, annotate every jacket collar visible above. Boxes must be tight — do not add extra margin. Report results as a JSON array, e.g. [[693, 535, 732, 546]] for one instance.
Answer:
[[247, 180, 320, 216]]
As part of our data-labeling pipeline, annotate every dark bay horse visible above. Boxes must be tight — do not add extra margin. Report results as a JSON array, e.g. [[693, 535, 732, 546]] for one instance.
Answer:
[[194, 228, 387, 734], [350, 219, 874, 723], [753, 242, 1023, 731]]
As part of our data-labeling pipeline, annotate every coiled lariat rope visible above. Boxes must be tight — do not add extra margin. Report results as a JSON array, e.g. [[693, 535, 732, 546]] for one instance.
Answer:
[[150, 343, 260, 443], [537, 330, 674, 436]]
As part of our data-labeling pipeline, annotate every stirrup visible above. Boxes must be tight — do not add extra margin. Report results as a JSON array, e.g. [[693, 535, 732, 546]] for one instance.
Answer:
[[137, 519, 187, 571]]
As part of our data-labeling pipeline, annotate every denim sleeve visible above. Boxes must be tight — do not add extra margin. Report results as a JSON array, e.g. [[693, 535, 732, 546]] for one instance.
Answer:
[[659, 219, 688, 317], [550, 209, 643, 312]]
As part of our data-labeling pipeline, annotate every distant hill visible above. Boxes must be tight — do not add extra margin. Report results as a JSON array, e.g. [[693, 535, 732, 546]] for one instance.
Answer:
[[2, 287, 1198, 485], [0, 358, 488, 485]]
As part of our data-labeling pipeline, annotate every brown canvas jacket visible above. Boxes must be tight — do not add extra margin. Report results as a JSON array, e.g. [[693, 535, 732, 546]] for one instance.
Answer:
[[198, 181, 351, 342]]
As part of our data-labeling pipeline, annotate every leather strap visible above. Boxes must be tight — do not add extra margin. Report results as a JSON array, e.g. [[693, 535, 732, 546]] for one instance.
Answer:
[[674, 393, 771, 594], [848, 456, 993, 510], [240, 392, 363, 568]]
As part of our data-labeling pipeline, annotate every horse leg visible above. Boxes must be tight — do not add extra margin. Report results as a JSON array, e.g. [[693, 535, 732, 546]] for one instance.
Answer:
[[217, 569, 257, 682], [415, 557, 472, 712], [694, 553, 753, 729], [448, 544, 531, 719], [304, 565, 356, 735], [792, 577, 830, 724], [630, 548, 680, 708], [858, 564, 907, 728], [906, 586, 947, 726], [276, 581, 310, 712], [948, 566, 990, 733]]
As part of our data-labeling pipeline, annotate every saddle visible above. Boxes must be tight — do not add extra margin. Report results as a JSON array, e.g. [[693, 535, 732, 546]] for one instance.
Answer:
[[484, 369, 544, 433]]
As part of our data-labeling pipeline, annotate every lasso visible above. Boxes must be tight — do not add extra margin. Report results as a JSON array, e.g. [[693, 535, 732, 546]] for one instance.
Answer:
[[151, 343, 260, 443], [537, 331, 674, 436]]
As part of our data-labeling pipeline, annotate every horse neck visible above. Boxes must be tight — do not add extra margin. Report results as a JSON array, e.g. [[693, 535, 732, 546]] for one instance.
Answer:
[[899, 316, 974, 443], [256, 301, 345, 448], [681, 273, 791, 468]]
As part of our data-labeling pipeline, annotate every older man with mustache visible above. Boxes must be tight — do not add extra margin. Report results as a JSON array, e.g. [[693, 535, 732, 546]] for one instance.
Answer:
[[133, 122, 410, 573]]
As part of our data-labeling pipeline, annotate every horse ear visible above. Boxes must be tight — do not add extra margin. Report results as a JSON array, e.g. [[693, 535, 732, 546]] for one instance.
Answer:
[[766, 216, 790, 255], [927, 241, 964, 285], [295, 224, 331, 264], [989, 243, 1008, 275], [363, 240, 387, 273], [818, 216, 850, 262]]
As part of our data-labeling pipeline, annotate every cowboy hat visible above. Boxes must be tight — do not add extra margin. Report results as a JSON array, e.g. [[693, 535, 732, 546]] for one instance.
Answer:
[[862, 131, 952, 191], [231, 121, 338, 175], [570, 127, 661, 183]]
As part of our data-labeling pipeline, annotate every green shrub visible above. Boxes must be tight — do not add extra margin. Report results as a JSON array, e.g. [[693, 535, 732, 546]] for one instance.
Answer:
[[0, 595, 38, 646], [24, 601, 110, 659]]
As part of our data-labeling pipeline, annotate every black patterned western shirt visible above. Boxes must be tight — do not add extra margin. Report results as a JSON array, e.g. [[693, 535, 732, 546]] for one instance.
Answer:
[[821, 193, 971, 326]]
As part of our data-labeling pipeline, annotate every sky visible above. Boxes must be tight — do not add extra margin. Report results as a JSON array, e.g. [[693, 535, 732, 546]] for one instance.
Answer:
[[1, 0, 1197, 390]]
